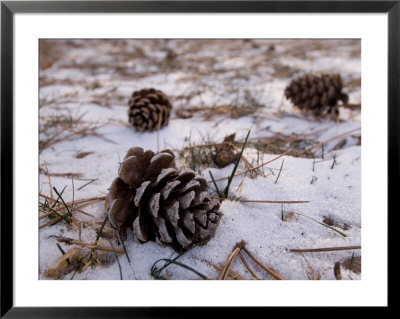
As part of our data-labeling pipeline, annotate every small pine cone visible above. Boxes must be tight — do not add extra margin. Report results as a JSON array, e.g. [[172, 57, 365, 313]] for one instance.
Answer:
[[105, 147, 222, 252], [284, 73, 349, 117], [128, 88, 172, 131], [212, 146, 238, 168]]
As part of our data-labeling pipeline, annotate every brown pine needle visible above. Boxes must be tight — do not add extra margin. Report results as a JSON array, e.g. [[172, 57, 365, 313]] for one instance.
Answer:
[[238, 252, 260, 279], [208, 149, 291, 183], [211, 197, 309, 204], [218, 240, 246, 280], [242, 247, 285, 280], [305, 127, 361, 153], [230, 142, 258, 179], [202, 260, 245, 280], [297, 251, 320, 280], [40, 193, 105, 208], [56, 236, 125, 254], [42, 171, 84, 179], [39, 211, 72, 229], [39, 211, 54, 220], [290, 246, 361, 253], [65, 196, 106, 206], [39, 193, 94, 218]]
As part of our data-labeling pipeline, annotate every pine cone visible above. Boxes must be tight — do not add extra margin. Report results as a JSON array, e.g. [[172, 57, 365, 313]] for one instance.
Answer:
[[106, 147, 222, 252], [128, 88, 172, 131], [284, 73, 349, 117], [212, 145, 238, 168]]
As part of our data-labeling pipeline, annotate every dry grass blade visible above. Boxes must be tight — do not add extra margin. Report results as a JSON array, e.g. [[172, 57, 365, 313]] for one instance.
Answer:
[[242, 247, 285, 280], [295, 212, 347, 237], [290, 246, 361, 253], [56, 236, 125, 254], [218, 240, 246, 280]]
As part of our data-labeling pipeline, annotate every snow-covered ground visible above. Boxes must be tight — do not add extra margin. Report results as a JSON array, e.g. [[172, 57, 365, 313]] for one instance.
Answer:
[[39, 39, 361, 280]]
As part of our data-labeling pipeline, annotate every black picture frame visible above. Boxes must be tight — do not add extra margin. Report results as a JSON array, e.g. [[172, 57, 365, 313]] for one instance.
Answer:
[[1, 1, 396, 317]]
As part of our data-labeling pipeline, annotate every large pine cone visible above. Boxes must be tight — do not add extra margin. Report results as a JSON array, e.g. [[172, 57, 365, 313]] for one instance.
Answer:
[[284, 73, 349, 116], [128, 88, 172, 131], [105, 147, 222, 252]]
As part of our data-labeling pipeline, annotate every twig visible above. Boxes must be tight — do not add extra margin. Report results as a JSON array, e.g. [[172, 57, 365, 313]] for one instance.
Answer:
[[218, 240, 246, 280], [201, 260, 245, 280], [56, 236, 125, 254], [290, 246, 361, 253], [242, 247, 285, 280], [238, 252, 259, 279]]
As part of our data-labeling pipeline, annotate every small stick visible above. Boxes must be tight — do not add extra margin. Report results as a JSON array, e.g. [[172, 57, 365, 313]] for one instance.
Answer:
[[290, 246, 361, 253], [56, 236, 125, 254], [203, 260, 245, 280], [238, 252, 259, 279], [242, 247, 285, 280], [211, 197, 309, 204], [218, 240, 246, 280]]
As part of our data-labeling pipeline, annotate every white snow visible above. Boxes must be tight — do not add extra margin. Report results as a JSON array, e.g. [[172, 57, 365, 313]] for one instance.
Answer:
[[39, 39, 361, 280]]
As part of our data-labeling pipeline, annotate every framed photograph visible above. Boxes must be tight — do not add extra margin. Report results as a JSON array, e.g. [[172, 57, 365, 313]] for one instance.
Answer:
[[1, 0, 396, 316]]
